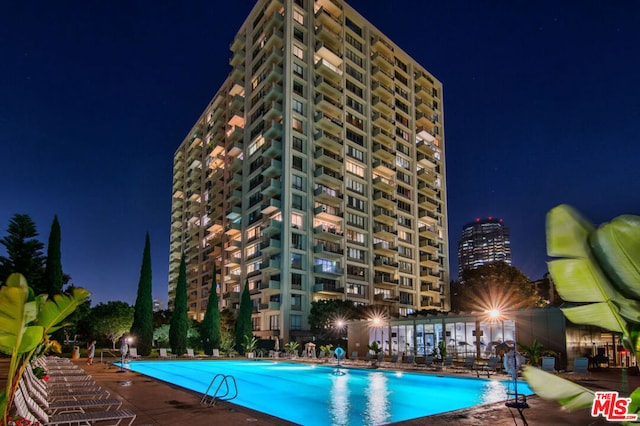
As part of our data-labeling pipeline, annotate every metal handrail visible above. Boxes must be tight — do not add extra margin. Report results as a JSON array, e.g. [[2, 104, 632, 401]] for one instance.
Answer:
[[201, 374, 238, 406]]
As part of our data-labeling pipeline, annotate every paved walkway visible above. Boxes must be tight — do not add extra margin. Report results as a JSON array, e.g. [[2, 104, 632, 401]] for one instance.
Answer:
[[3, 357, 637, 425]]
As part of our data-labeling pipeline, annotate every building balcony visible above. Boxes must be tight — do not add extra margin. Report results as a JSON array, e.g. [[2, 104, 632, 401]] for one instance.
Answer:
[[372, 111, 394, 132], [372, 126, 395, 148], [260, 238, 281, 255], [371, 51, 394, 73], [226, 205, 242, 221], [371, 65, 394, 87], [223, 291, 240, 302], [314, 57, 342, 81], [260, 257, 281, 273], [230, 33, 245, 52], [230, 65, 245, 82], [372, 143, 395, 164], [313, 185, 342, 206], [314, 264, 344, 276], [373, 224, 397, 239], [229, 48, 245, 67], [261, 198, 281, 215], [373, 242, 397, 256], [371, 35, 394, 57], [314, 129, 342, 154], [314, 204, 342, 222], [315, 40, 342, 67], [373, 274, 398, 288], [224, 239, 241, 252], [417, 151, 438, 169], [373, 207, 396, 226], [418, 180, 437, 197], [263, 158, 282, 179], [259, 279, 281, 293], [372, 190, 395, 209], [418, 195, 439, 211], [371, 80, 394, 101], [419, 209, 439, 224], [227, 189, 242, 205], [315, 93, 342, 117], [418, 225, 438, 239], [420, 255, 440, 270], [313, 243, 343, 259], [314, 112, 343, 135], [262, 139, 282, 159], [417, 168, 437, 184], [261, 178, 281, 198], [314, 76, 341, 99], [265, 83, 283, 102], [314, 147, 342, 171], [313, 282, 344, 296], [372, 159, 395, 179], [374, 257, 399, 273], [313, 224, 343, 242], [264, 9, 284, 32], [228, 173, 242, 190], [261, 218, 282, 236], [315, 24, 341, 48], [264, 27, 284, 51], [373, 176, 395, 193], [314, 167, 342, 190], [371, 95, 394, 116], [315, 7, 342, 35], [264, 100, 283, 121], [264, 120, 282, 139], [420, 242, 439, 255]]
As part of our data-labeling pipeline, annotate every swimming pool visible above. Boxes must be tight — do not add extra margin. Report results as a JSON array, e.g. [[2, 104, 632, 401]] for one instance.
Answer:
[[121, 360, 532, 425]]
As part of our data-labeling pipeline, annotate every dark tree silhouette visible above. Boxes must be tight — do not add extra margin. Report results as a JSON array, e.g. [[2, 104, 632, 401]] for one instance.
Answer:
[[234, 280, 253, 354], [200, 264, 221, 355], [0, 214, 45, 290], [43, 215, 64, 297], [169, 254, 189, 356], [130, 233, 154, 356]]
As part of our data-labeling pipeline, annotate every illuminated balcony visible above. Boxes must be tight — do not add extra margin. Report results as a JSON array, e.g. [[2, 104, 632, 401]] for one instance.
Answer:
[[224, 239, 241, 252], [419, 209, 439, 224], [373, 224, 397, 240], [372, 158, 395, 178], [315, 57, 342, 81], [420, 255, 440, 270], [226, 205, 242, 221], [371, 35, 394, 58], [373, 241, 397, 257], [372, 176, 395, 193], [420, 241, 439, 255], [314, 7, 342, 34], [314, 129, 342, 154], [315, 24, 341, 48], [417, 168, 437, 184], [313, 282, 344, 296], [260, 257, 281, 273], [315, 40, 342, 69], [373, 274, 398, 288], [418, 195, 439, 211], [419, 225, 438, 239], [372, 143, 395, 165], [315, 0, 342, 17], [314, 264, 344, 276], [418, 181, 437, 197]]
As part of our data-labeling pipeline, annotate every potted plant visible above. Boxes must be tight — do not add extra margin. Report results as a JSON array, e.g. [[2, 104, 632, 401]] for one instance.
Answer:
[[242, 336, 258, 358], [284, 341, 300, 358]]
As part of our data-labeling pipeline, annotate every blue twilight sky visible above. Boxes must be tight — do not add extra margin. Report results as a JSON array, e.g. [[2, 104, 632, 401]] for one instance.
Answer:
[[1, 1, 639, 307]]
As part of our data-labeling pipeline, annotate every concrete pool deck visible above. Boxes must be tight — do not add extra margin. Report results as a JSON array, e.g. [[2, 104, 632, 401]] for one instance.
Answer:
[[3, 357, 638, 425]]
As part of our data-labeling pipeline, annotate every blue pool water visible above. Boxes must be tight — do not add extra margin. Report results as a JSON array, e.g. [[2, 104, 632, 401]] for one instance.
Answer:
[[121, 360, 532, 425]]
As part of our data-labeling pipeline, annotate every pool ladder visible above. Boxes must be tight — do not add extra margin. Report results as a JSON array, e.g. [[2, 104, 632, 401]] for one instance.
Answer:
[[200, 374, 238, 406]]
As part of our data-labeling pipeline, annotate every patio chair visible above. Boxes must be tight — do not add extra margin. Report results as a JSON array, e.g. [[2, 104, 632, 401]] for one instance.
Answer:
[[212, 348, 221, 357], [376, 352, 385, 364], [423, 355, 435, 370], [541, 356, 556, 373], [26, 366, 99, 390], [387, 353, 399, 367], [476, 356, 500, 377], [25, 367, 111, 402], [403, 354, 415, 367], [19, 379, 123, 415], [14, 387, 136, 426], [442, 355, 454, 369], [128, 347, 141, 359], [452, 355, 476, 373], [350, 351, 359, 362], [186, 348, 197, 358], [567, 357, 590, 380], [160, 348, 176, 359]]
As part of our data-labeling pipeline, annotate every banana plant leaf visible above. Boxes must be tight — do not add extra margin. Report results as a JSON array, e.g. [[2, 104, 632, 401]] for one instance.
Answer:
[[0, 274, 44, 355], [522, 366, 595, 411], [38, 287, 91, 334]]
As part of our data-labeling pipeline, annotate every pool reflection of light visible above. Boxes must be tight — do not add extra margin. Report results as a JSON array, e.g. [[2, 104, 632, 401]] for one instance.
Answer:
[[480, 380, 508, 404], [364, 372, 390, 425], [329, 371, 351, 425]]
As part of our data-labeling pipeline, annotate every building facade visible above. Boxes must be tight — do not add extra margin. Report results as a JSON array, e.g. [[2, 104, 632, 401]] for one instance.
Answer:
[[169, 0, 449, 343], [457, 217, 511, 276]]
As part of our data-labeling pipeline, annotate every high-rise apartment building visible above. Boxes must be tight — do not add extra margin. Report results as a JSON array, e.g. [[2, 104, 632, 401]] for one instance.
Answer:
[[169, 0, 449, 342], [457, 218, 511, 276]]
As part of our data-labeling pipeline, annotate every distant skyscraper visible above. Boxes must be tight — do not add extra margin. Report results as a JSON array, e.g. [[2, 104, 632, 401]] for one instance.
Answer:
[[457, 218, 511, 276], [169, 0, 450, 343]]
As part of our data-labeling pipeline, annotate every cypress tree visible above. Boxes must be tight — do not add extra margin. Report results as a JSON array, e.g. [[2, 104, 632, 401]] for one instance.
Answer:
[[43, 215, 64, 297], [130, 233, 154, 356], [234, 280, 253, 354], [200, 264, 221, 355], [169, 254, 189, 356]]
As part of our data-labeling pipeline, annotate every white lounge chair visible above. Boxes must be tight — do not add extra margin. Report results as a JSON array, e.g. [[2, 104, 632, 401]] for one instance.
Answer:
[[14, 387, 136, 426], [212, 348, 220, 357], [128, 347, 141, 359], [19, 379, 123, 415], [186, 348, 203, 358], [159, 348, 176, 359]]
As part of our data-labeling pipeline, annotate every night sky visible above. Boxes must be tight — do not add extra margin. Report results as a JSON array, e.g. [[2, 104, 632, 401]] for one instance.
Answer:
[[2, 1, 639, 307]]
